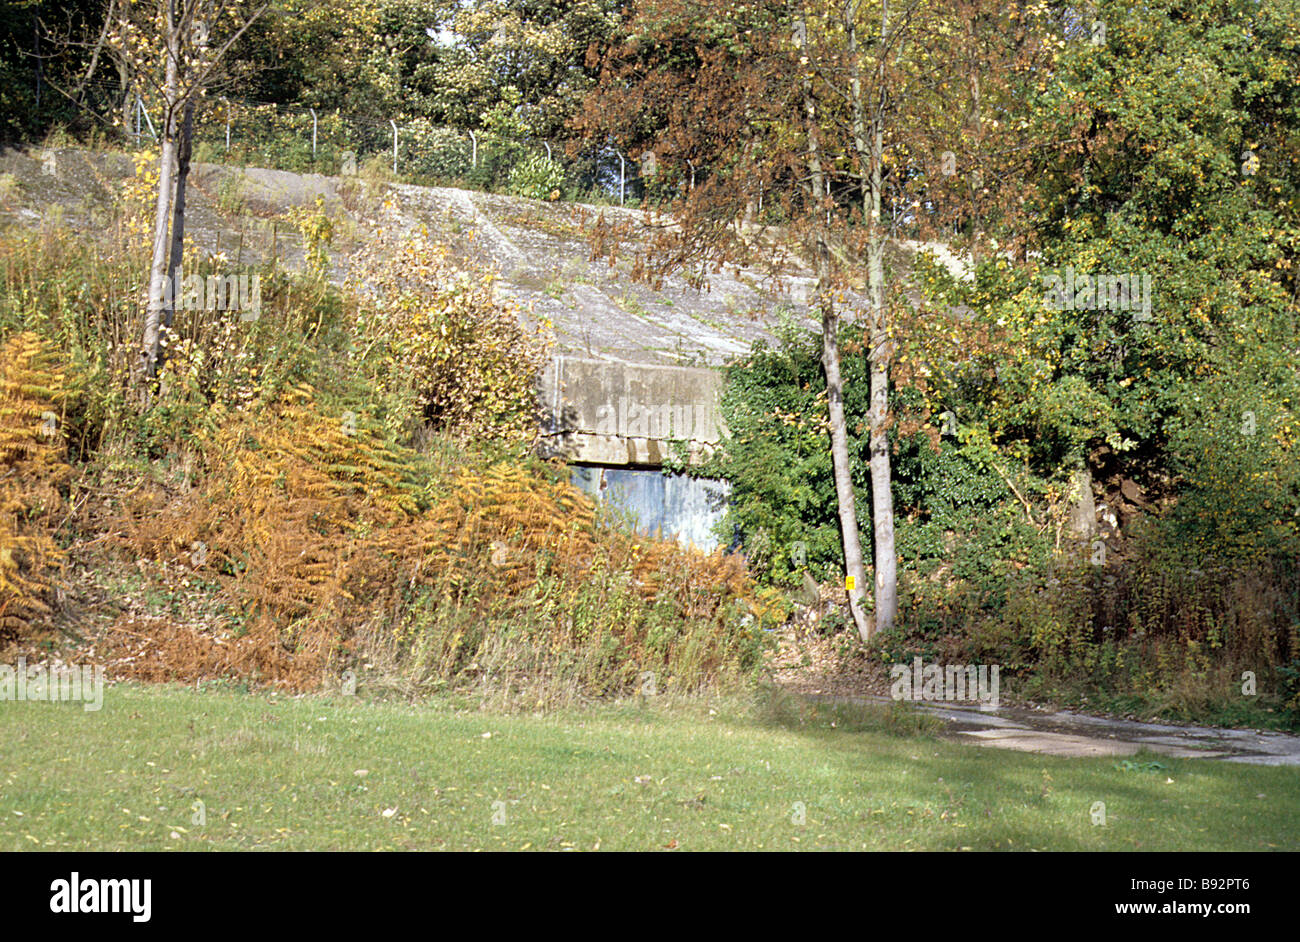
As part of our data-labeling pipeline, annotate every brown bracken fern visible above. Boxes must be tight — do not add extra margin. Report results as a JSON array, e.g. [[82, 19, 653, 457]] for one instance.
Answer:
[[0, 332, 70, 639]]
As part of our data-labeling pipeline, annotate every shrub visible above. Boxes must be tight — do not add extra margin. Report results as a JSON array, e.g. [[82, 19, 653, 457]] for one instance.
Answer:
[[347, 228, 552, 448], [508, 154, 566, 202], [405, 122, 472, 184]]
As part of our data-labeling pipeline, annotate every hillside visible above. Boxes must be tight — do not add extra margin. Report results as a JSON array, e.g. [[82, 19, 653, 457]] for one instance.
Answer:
[[2, 145, 836, 367]]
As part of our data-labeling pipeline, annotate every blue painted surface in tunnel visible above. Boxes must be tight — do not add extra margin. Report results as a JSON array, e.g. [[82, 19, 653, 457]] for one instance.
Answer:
[[569, 465, 731, 551]]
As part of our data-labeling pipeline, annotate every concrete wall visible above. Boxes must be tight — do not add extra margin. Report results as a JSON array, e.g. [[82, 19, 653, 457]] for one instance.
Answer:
[[538, 356, 727, 466], [539, 357, 733, 549]]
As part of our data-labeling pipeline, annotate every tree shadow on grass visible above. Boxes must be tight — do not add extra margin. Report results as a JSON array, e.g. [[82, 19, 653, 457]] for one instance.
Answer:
[[742, 684, 1286, 850]]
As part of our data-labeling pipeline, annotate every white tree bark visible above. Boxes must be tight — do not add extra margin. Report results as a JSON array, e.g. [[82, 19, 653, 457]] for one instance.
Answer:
[[866, 234, 897, 633], [798, 8, 872, 641], [138, 3, 180, 388], [821, 293, 873, 639], [847, 1, 898, 634]]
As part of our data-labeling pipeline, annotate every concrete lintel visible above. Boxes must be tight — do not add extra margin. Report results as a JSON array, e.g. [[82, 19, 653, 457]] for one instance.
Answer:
[[537, 355, 727, 467]]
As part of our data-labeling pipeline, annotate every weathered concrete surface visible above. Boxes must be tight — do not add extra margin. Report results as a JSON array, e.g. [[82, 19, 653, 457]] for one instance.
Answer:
[[382, 183, 825, 368], [538, 355, 727, 465], [1, 146, 939, 370], [0, 145, 947, 485], [539, 357, 733, 548], [958, 728, 1161, 758], [0, 147, 337, 278]]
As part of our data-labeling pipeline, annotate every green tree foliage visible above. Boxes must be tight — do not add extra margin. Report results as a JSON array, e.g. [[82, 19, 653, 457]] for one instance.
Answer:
[[1016, 0, 1298, 558], [709, 320, 1044, 595], [231, 0, 618, 138], [429, 0, 620, 138]]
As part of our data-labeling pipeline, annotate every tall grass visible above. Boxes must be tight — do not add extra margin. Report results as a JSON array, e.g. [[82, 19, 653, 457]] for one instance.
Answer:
[[0, 204, 772, 705]]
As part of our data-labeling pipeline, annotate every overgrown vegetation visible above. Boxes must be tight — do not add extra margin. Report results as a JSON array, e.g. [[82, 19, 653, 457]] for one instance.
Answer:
[[710, 296, 1300, 728], [3, 0, 1298, 732], [628, 0, 1300, 729], [0, 332, 70, 639], [0, 158, 772, 703]]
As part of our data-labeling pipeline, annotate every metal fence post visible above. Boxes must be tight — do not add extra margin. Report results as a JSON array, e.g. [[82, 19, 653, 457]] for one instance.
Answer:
[[390, 119, 398, 174], [619, 151, 625, 206], [222, 98, 230, 152], [469, 129, 477, 168], [137, 95, 157, 141], [311, 108, 317, 158]]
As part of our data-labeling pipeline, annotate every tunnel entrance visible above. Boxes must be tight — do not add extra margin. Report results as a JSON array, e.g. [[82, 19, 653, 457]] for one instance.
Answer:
[[569, 465, 731, 551]]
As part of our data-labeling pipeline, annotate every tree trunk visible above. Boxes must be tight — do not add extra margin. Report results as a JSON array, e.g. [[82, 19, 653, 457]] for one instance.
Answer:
[[848, 2, 898, 634], [1068, 462, 1097, 542], [165, 101, 194, 335], [117, 59, 133, 139], [74, 0, 114, 105], [155, 99, 194, 382], [821, 292, 872, 640], [866, 235, 897, 632], [798, 8, 872, 642], [137, 10, 181, 392]]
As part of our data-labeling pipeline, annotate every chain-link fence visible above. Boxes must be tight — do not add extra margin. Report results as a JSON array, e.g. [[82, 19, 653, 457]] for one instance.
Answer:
[[27, 74, 656, 204], [110, 89, 652, 205]]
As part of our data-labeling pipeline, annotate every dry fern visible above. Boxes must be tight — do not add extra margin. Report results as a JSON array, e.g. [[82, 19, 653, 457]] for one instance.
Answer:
[[111, 385, 429, 688], [109, 396, 766, 694], [0, 332, 70, 639]]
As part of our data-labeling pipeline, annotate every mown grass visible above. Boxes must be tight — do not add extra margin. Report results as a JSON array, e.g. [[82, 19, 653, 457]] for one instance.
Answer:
[[1, 683, 1297, 851]]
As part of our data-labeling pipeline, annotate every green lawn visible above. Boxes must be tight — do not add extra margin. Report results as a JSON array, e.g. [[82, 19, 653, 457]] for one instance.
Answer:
[[1, 683, 1296, 851]]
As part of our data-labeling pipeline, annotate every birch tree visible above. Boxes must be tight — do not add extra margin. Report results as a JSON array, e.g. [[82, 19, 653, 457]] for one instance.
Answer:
[[109, 0, 267, 392], [577, 0, 1054, 639]]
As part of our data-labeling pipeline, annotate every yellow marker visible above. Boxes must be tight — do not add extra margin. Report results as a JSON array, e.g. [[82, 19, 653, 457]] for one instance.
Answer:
[[845, 575, 856, 591]]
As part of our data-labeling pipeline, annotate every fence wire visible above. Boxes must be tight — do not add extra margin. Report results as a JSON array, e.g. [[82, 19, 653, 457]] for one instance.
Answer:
[[47, 79, 648, 204]]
